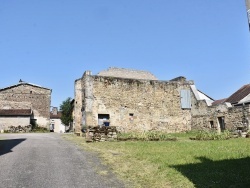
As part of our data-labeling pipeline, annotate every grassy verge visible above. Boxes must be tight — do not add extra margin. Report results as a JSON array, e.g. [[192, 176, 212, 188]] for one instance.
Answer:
[[63, 133, 250, 188]]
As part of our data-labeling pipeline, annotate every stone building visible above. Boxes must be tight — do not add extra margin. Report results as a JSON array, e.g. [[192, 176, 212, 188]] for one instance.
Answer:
[[73, 67, 211, 133], [0, 80, 52, 130], [191, 84, 250, 132]]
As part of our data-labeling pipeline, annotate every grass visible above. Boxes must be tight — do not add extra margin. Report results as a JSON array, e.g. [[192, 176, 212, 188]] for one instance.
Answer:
[[63, 132, 250, 188]]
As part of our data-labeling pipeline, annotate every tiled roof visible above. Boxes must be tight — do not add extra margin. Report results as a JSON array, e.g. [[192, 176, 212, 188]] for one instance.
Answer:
[[0, 109, 32, 116], [98, 67, 158, 80], [225, 84, 250, 104], [50, 112, 62, 119], [0, 82, 51, 91], [212, 98, 227, 106]]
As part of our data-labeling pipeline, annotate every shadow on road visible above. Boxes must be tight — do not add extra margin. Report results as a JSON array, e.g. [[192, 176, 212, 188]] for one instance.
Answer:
[[0, 139, 26, 156], [171, 156, 250, 187]]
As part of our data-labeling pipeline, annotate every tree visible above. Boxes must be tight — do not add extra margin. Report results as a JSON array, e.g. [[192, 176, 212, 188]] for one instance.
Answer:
[[60, 97, 73, 126]]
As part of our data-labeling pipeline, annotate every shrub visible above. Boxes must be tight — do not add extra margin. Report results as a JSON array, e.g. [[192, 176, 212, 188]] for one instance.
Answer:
[[118, 131, 177, 141], [193, 130, 232, 141]]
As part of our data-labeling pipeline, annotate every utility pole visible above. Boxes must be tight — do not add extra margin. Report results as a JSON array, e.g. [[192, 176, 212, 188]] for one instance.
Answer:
[[246, 0, 250, 29]]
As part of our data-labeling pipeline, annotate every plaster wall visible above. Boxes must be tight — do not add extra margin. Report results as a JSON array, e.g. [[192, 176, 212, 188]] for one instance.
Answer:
[[0, 117, 30, 130]]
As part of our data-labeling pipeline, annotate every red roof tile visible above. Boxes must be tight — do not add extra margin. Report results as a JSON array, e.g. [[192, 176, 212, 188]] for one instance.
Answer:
[[0, 109, 32, 116], [50, 112, 62, 119], [225, 84, 250, 104], [212, 98, 227, 106]]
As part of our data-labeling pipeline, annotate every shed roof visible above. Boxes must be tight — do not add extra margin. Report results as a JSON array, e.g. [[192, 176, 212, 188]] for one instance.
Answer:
[[0, 109, 32, 116], [225, 84, 250, 104]]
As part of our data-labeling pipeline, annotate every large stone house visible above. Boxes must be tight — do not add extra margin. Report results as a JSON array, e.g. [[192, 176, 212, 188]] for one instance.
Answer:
[[73, 67, 213, 133], [0, 80, 52, 130]]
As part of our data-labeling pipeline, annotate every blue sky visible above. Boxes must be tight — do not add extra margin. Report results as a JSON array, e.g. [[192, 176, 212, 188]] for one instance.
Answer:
[[0, 0, 250, 107]]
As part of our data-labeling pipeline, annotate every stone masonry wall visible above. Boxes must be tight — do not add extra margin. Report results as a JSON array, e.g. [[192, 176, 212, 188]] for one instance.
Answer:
[[191, 99, 249, 132], [82, 75, 193, 133], [74, 79, 83, 132], [0, 84, 51, 127]]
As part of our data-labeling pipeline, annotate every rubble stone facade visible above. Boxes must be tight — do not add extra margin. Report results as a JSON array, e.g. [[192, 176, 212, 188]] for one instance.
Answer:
[[191, 100, 250, 132], [74, 68, 194, 133], [0, 82, 51, 128]]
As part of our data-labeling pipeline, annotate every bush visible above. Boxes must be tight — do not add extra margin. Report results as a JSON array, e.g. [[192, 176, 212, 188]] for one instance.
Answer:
[[31, 126, 49, 133], [117, 131, 177, 141], [193, 130, 232, 141]]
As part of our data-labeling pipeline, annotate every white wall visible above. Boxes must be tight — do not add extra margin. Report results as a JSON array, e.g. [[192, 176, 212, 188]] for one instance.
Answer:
[[51, 118, 65, 133], [0, 116, 30, 130]]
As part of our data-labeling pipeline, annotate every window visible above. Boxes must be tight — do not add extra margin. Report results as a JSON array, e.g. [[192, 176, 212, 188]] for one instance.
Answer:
[[129, 113, 134, 121], [98, 114, 110, 126], [181, 90, 191, 109]]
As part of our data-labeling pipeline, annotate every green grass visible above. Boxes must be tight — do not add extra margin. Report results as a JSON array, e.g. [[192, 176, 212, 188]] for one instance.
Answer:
[[63, 133, 250, 188]]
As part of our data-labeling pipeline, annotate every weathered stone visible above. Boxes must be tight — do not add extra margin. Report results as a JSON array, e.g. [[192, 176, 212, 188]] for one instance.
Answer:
[[75, 69, 193, 133], [0, 82, 51, 130]]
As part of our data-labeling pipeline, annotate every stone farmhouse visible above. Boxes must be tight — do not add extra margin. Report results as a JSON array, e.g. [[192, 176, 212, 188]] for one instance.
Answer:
[[192, 84, 250, 133], [0, 80, 52, 130], [73, 67, 214, 133]]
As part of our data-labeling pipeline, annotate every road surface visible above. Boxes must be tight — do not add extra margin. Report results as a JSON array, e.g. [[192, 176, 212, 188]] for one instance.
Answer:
[[0, 133, 126, 188]]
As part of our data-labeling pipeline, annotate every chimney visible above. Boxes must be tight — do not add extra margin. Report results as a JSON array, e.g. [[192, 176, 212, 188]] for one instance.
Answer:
[[52, 107, 58, 115]]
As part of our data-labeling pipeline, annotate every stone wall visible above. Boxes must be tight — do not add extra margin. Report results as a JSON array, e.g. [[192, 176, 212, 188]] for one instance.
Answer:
[[74, 79, 83, 132], [0, 83, 51, 127], [0, 117, 30, 130], [191, 99, 249, 132], [86, 126, 118, 142], [80, 74, 193, 133]]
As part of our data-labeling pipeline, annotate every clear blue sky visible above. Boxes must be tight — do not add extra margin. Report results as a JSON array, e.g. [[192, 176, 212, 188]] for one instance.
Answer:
[[0, 0, 250, 107]]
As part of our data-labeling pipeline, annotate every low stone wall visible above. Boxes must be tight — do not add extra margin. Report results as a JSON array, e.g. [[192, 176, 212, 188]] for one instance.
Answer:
[[2, 125, 32, 133], [86, 126, 118, 142]]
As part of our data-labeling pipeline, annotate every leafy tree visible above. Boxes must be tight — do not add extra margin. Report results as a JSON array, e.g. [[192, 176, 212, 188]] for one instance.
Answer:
[[60, 97, 73, 126]]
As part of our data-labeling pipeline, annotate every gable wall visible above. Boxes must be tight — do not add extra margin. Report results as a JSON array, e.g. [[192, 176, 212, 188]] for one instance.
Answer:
[[0, 84, 51, 127]]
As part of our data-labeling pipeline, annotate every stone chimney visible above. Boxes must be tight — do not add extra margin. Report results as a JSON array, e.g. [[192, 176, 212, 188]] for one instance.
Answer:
[[52, 107, 58, 115]]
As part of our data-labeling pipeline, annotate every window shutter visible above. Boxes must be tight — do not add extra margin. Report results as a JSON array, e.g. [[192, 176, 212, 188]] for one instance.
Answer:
[[181, 90, 191, 109]]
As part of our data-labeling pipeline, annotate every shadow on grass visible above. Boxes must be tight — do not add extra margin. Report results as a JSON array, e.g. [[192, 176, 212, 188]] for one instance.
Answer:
[[0, 139, 26, 156], [171, 156, 250, 188]]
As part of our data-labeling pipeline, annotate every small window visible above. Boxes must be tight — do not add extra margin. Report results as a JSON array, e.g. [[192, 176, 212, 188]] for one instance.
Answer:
[[30, 91, 32, 94], [209, 121, 214, 128], [98, 114, 110, 126], [129, 113, 134, 121]]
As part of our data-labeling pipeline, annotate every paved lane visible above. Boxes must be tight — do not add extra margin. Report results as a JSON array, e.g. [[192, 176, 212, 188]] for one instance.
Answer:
[[0, 133, 125, 188]]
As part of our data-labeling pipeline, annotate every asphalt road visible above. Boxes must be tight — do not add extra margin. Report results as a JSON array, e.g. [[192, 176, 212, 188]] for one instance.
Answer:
[[0, 133, 126, 188]]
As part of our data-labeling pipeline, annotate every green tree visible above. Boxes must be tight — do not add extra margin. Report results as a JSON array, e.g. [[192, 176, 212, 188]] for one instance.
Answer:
[[60, 97, 73, 126]]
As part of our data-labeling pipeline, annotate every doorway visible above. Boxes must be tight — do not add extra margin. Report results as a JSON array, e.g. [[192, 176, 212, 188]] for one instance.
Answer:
[[218, 117, 225, 131]]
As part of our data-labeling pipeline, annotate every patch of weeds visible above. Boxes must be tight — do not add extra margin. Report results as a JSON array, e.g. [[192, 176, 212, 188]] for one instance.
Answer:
[[192, 130, 232, 141], [31, 126, 49, 133], [117, 131, 177, 141]]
